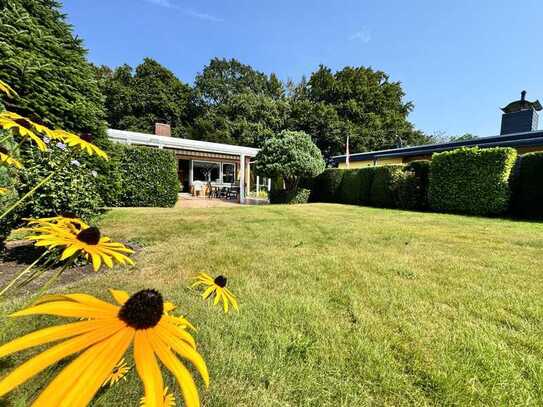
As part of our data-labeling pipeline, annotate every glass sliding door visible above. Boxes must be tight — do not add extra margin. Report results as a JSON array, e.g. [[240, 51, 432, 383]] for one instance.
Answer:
[[193, 161, 220, 183], [222, 163, 235, 184]]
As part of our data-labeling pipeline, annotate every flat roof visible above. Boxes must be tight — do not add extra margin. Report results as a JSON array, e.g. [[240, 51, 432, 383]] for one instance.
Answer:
[[107, 129, 259, 157], [333, 130, 543, 163]]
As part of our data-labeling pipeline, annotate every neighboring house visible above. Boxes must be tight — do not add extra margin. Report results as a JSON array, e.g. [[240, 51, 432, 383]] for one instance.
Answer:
[[333, 91, 543, 168], [107, 124, 267, 202]]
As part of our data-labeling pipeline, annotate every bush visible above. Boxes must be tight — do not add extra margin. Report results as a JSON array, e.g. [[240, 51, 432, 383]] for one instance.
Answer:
[[511, 152, 543, 218], [269, 188, 310, 204], [338, 170, 362, 204], [15, 144, 104, 222], [310, 169, 345, 203], [358, 167, 377, 205], [117, 145, 179, 207], [429, 147, 517, 216], [369, 165, 405, 208], [398, 160, 431, 210]]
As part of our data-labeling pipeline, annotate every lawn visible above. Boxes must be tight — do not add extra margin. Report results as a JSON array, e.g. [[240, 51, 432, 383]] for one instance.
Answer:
[[1, 204, 543, 406]]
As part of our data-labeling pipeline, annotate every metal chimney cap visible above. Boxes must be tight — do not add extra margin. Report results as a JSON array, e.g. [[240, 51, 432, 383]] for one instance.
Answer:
[[501, 91, 542, 113]]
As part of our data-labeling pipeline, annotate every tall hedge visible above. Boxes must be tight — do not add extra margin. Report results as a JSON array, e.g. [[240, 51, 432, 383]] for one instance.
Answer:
[[369, 165, 405, 208], [310, 169, 345, 202], [429, 147, 517, 216], [117, 145, 179, 207], [338, 169, 362, 204], [511, 152, 543, 218], [398, 160, 431, 210], [358, 167, 377, 205]]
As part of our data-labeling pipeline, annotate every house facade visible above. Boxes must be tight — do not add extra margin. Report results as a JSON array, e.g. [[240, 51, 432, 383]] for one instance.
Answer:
[[334, 91, 543, 168], [107, 125, 266, 202]]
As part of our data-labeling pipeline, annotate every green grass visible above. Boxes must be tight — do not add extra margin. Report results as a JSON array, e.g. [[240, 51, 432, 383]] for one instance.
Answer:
[[1, 204, 543, 406]]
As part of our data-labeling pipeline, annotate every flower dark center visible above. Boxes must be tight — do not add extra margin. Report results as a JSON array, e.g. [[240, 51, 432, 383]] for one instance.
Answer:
[[214, 275, 227, 288], [80, 133, 93, 142], [118, 289, 164, 329], [0, 146, 8, 154], [76, 227, 101, 245], [14, 118, 31, 129], [62, 212, 77, 218]]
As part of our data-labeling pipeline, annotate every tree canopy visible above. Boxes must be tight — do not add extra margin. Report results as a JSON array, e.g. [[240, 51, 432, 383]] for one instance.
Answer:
[[94, 58, 194, 138], [97, 56, 431, 161], [255, 130, 324, 191]]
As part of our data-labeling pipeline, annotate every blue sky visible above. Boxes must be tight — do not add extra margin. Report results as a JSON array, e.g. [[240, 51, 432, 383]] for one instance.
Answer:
[[63, 0, 542, 137]]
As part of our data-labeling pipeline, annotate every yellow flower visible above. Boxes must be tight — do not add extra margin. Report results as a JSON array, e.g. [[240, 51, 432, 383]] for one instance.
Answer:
[[25, 223, 134, 272], [0, 79, 17, 98], [52, 130, 108, 160], [24, 214, 89, 235], [0, 146, 23, 169], [0, 112, 47, 151], [0, 112, 56, 139], [102, 357, 130, 387], [0, 289, 209, 407], [0, 187, 8, 195], [191, 272, 239, 313], [141, 386, 176, 407]]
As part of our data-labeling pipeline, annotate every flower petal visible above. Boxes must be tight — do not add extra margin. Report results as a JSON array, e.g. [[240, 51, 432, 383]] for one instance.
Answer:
[[134, 330, 164, 407]]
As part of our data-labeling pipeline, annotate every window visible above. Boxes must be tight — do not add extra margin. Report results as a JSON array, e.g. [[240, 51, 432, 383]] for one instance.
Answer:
[[222, 163, 235, 183], [193, 161, 220, 183]]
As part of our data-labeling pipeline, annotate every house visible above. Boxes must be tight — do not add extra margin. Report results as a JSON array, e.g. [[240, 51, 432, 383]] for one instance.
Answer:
[[107, 124, 267, 202], [333, 91, 543, 168]]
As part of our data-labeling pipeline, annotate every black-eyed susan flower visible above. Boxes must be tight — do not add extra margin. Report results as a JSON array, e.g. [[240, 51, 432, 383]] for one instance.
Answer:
[[102, 358, 130, 387], [192, 272, 239, 313], [141, 386, 176, 407], [0, 146, 22, 169], [0, 112, 47, 151], [24, 214, 89, 234], [52, 130, 108, 160], [25, 223, 134, 272], [0, 79, 17, 98], [0, 289, 209, 407]]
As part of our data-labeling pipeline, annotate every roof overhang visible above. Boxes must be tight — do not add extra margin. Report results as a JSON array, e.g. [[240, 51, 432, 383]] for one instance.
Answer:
[[333, 130, 543, 164], [107, 129, 259, 157]]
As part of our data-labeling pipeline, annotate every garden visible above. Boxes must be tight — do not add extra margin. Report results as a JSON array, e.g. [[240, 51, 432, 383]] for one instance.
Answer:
[[1, 1, 543, 406]]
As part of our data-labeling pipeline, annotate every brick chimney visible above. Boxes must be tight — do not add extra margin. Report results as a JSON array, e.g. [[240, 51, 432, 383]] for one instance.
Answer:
[[155, 123, 171, 137]]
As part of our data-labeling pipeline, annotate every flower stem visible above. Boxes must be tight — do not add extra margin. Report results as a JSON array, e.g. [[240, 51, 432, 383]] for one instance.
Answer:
[[0, 172, 54, 221], [0, 250, 49, 299], [31, 261, 71, 301]]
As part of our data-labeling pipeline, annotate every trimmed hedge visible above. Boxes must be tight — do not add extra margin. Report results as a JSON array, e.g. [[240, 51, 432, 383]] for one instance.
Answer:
[[369, 165, 405, 208], [512, 152, 543, 218], [310, 169, 345, 203], [117, 145, 179, 207], [338, 170, 362, 204], [398, 160, 431, 210], [358, 167, 377, 205], [429, 147, 517, 216], [269, 188, 311, 204]]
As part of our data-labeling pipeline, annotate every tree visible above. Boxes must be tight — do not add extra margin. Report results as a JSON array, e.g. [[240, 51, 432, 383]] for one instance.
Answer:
[[194, 58, 283, 105], [289, 65, 432, 160], [255, 130, 325, 192], [450, 133, 478, 142], [0, 0, 121, 207], [95, 58, 195, 137]]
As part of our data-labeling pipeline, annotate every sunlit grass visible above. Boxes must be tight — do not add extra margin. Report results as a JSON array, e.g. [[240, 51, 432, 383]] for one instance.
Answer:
[[1, 204, 543, 405]]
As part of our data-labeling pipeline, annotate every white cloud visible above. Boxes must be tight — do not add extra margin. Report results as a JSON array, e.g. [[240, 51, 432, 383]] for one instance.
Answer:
[[143, 0, 223, 22], [349, 29, 371, 43]]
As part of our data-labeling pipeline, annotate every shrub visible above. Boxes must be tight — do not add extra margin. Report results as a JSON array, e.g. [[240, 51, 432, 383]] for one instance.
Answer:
[[117, 145, 179, 207], [310, 169, 345, 203], [255, 130, 325, 192], [269, 188, 310, 204], [511, 152, 543, 218], [358, 167, 377, 205], [369, 165, 405, 208], [15, 144, 104, 222], [429, 147, 517, 215], [338, 170, 362, 204], [398, 160, 431, 210]]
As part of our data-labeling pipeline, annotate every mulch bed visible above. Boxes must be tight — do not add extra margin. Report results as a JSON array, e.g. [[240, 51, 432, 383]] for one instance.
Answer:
[[0, 240, 140, 299]]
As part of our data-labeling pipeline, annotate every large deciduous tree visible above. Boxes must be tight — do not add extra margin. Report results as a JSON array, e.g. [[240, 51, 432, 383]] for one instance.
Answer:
[[255, 130, 324, 192], [289, 65, 431, 160], [95, 58, 195, 138]]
